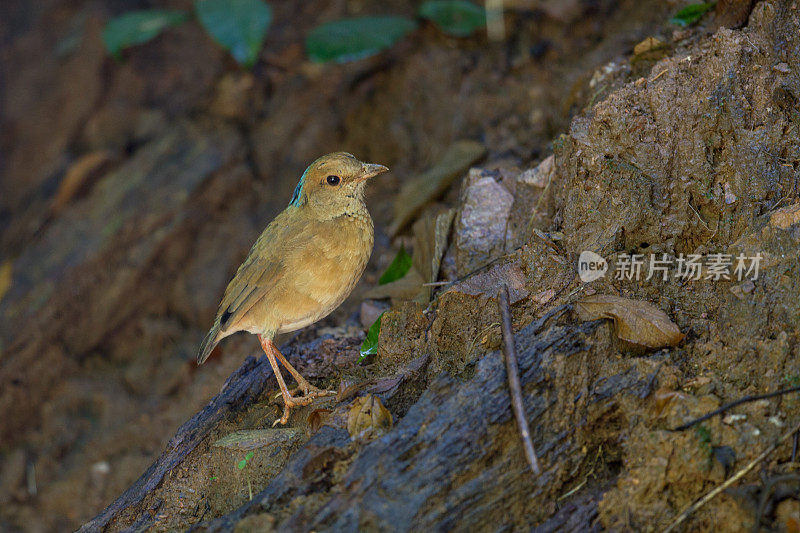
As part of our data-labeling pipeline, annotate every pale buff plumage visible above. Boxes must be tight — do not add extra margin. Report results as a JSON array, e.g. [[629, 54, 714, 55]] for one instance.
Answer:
[[197, 152, 387, 425]]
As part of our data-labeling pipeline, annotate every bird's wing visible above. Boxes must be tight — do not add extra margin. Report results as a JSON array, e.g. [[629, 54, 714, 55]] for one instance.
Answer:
[[215, 211, 297, 333]]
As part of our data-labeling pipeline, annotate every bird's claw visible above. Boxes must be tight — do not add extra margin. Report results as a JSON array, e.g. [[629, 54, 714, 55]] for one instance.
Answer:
[[288, 382, 336, 399], [271, 393, 316, 426]]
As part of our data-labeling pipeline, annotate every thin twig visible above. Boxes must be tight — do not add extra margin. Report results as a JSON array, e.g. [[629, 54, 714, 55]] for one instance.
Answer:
[[664, 419, 800, 533], [674, 384, 800, 431], [651, 68, 669, 82], [498, 284, 540, 476]]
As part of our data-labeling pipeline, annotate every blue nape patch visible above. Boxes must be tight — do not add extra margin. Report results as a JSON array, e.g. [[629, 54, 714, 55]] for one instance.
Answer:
[[289, 164, 312, 206]]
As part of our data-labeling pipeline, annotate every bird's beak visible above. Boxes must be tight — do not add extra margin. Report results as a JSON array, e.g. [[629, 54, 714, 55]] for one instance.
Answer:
[[357, 163, 389, 182]]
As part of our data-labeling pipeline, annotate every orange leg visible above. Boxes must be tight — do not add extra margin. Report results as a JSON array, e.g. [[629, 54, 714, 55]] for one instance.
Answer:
[[258, 335, 335, 426]]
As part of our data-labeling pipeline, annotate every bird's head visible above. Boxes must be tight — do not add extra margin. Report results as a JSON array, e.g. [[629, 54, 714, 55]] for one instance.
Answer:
[[288, 152, 388, 217]]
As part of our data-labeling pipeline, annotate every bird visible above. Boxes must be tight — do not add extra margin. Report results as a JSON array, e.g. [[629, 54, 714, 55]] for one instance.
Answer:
[[197, 152, 388, 425]]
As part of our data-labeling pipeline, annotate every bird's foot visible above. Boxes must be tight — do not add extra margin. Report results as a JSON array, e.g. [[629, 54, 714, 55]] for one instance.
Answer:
[[271, 393, 315, 427], [271, 381, 334, 401], [288, 378, 336, 399]]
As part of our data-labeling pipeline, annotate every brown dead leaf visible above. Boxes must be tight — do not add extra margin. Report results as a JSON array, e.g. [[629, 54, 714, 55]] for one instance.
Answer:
[[51, 151, 117, 212], [362, 266, 425, 302], [390, 141, 486, 235], [0, 260, 12, 304], [450, 260, 529, 304], [335, 379, 361, 403], [412, 207, 455, 301], [212, 428, 302, 450], [307, 408, 332, 433], [575, 294, 684, 349], [347, 394, 393, 441], [633, 36, 665, 56]]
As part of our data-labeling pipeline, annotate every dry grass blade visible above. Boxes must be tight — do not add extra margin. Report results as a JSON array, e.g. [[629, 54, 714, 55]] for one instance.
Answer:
[[389, 141, 485, 235]]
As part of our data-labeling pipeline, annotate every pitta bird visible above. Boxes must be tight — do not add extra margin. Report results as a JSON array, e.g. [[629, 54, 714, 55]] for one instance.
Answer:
[[198, 152, 388, 425]]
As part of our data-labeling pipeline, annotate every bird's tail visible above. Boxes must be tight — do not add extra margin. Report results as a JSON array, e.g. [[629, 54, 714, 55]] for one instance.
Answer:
[[197, 324, 221, 365]]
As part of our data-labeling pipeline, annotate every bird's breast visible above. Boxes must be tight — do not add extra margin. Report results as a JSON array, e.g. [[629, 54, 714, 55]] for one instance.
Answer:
[[274, 214, 373, 333]]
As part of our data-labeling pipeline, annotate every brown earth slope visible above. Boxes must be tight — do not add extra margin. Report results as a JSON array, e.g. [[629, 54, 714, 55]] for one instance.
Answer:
[[2, 0, 799, 531]]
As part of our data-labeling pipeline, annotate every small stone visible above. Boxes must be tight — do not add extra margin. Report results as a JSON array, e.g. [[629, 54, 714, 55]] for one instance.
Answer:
[[90, 461, 110, 475], [517, 155, 555, 188], [722, 182, 737, 204], [90, 461, 110, 489], [722, 413, 746, 424]]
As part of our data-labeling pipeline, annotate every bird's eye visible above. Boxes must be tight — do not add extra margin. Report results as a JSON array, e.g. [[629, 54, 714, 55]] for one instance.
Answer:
[[326, 175, 340, 186]]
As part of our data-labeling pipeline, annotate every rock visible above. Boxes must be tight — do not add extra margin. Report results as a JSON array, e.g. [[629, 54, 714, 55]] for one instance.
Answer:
[[770, 203, 800, 229], [454, 170, 514, 276], [715, 0, 755, 29]]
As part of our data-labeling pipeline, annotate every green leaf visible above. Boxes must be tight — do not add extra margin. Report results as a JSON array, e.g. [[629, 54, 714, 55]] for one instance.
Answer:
[[378, 247, 413, 285], [419, 0, 486, 37], [306, 16, 417, 63], [237, 451, 255, 469], [669, 2, 715, 27], [359, 312, 384, 360], [195, 0, 272, 67], [102, 10, 188, 59]]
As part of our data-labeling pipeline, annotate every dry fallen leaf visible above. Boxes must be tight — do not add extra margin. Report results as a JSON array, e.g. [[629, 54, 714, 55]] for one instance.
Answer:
[[212, 428, 301, 450], [0, 260, 12, 304], [51, 151, 117, 212], [390, 141, 486, 235], [633, 36, 665, 56], [307, 408, 332, 433], [575, 294, 684, 349], [347, 394, 393, 441], [362, 266, 425, 301], [450, 260, 529, 304], [412, 207, 455, 301]]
